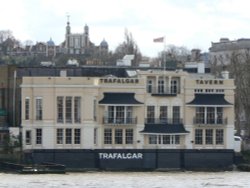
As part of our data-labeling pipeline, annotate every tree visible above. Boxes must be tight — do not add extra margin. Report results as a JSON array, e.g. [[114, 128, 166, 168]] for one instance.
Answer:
[[23, 40, 34, 47], [156, 45, 191, 68], [0, 30, 20, 55], [228, 50, 250, 137], [0, 30, 14, 43], [165, 45, 190, 62], [114, 29, 142, 66]]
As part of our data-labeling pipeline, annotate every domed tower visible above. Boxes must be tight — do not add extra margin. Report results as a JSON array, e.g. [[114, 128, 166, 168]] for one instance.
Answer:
[[47, 38, 55, 46], [46, 38, 56, 57], [100, 39, 109, 50]]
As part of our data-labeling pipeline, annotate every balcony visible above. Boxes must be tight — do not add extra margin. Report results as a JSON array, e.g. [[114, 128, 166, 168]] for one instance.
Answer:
[[103, 117, 137, 125], [149, 87, 178, 97], [193, 117, 228, 125], [145, 118, 183, 125]]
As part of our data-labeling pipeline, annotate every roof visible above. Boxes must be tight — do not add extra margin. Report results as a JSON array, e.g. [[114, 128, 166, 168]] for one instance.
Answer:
[[99, 92, 143, 105], [100, 39, 108, 47], [186, 94, 232, 106], [47, 38, 55, 46], [140, 124, 189, 135]]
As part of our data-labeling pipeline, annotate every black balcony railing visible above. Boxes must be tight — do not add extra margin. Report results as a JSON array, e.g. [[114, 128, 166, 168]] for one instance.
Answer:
[[149, 87, 179, 96], [193, 117, 228, 125], [145, 118, 183, 124], [103, 117, 137, 125]]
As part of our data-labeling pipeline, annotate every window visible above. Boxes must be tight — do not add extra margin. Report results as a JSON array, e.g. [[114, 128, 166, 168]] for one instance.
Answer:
[[149, 135, 157, 144], [36, 129, 42, 145], [25, 98, 30, 120], [195, 129, 224, 146], [65, 128, 72, 144], [158, 135, 162, 144], [104, 129, 112, 144], [160, 106, 168, 123], [35, 98, 43, 120], [93, 99, 97, 121], [57, 129, 63, 144], [125, 129, 133, 144], [216, 129, 224, 145], [70, 38, 73, 47], [74, 97, 81, 123], [196, 107, 205, 124], [107, 106, 133, 124], [175, 135, 180, 144], [171, 79, 178, 94], [104, 128, 134, 145], [66, 97, 72, 123], [74, 129, 81, 144], [173, 106, 180, 124], [57, 97, 64, 123], [207, 107, 215, 124], [94, 128, 98, 145], [75, 38, 80, 48], [115, 129, 123, 144], [25, 130, 31, 145], [195, 107, 224, 124], [126, 106, 133, 123], [163, 135, 170, 144], [150, 135, 180, 145], [147, 106, 155, 123], [195, 129, 203, 145], [217, 107, 223, 124], [158, 79, 164, 93], [147, 79, 153, 93], [108, 106, 114, 123], [116, 107, 125, 124], [205, 129, 213, 145]]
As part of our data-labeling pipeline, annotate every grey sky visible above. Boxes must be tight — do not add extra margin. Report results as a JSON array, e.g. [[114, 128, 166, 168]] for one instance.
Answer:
[[1, 0, 250, 56]]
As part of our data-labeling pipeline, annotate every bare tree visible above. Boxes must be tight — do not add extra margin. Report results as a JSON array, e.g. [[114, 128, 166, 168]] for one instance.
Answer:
[[155, 45, 190, 68], [0, 30, 14, 43], [228, 50, 250, 137], [114, 29, 142, 66], [23, 40, 34, 46]]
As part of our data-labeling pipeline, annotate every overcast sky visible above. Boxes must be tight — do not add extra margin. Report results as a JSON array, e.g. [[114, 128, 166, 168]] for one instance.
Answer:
[[1, 0, 250, 57]]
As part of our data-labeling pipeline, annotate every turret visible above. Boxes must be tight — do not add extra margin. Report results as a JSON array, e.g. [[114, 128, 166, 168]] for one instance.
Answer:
[[84, 24, 89, 36], [66, 15, 71, 35]]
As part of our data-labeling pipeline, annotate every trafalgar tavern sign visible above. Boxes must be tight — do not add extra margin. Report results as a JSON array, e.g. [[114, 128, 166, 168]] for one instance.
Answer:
[[99, 152, 143, 160], [100, 78, 139, 84]]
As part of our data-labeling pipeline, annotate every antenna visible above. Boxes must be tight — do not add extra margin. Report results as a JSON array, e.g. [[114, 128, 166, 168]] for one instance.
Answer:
[[66, 12, 70, 23]]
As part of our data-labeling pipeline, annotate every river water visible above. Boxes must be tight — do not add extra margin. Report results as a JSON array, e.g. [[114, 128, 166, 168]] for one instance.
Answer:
[[0, 171, 249, 188]]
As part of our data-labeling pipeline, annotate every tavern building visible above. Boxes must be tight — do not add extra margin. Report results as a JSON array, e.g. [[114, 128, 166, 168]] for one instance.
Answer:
[[20, 66, 235, 170]]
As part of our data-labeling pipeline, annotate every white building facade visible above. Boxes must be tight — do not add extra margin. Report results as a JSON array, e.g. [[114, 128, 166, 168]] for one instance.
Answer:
[[20, 68, 235, 169]]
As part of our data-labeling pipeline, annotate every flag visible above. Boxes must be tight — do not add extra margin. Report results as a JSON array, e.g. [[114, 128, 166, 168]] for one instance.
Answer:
[[153, 37, 164, 43]]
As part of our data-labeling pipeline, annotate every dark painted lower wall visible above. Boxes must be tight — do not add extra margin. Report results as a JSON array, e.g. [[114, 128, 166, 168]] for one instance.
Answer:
[[23, 149, 234, 170]]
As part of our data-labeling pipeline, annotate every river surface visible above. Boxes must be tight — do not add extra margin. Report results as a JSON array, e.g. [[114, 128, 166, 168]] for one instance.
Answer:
[[0, 171, 249, 188]]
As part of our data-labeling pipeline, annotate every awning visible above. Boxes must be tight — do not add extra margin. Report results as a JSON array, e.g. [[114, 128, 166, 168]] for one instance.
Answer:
[[99, 92, 143, 105], [140, 124, 189, 135], [186, 94, 232, 106]]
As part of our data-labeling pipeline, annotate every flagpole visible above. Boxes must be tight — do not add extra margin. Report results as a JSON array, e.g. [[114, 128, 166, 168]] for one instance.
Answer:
[[163, 36, 166, 94], [163, 36, 166, 69]]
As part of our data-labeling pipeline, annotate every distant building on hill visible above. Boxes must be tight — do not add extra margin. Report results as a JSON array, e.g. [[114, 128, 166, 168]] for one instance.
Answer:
[[209, 38, 250, 65]]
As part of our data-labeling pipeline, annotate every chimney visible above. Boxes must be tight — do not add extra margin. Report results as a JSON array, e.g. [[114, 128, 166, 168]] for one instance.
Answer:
[[191, 49, 201, 61], [221, 71, 229, 79]]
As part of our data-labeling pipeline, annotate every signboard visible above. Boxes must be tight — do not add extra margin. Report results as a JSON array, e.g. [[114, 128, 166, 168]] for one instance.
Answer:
[[99, 152, 143, 160]]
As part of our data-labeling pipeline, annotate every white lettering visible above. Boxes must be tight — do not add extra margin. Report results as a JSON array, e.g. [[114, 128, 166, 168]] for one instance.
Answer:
[[99, 153, 143, 160], [196, 79, 224, 85]]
